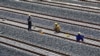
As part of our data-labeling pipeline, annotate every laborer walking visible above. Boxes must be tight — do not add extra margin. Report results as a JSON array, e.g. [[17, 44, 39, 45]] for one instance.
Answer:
[[27, 15, 32, 31]]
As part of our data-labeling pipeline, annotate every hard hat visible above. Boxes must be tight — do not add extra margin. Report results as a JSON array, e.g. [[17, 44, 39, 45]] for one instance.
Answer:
[[66, 33, 70, 37], [28, 14, 31, 16], [78, 32, 81, 34], [55, 22, 58, 25]]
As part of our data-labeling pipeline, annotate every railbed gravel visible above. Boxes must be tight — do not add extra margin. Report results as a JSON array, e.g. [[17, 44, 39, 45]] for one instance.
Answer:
[[0, 0, 100, 25], [0, 44, 36, 56], [0, 10, 100, 40], [53, 0, 100, 7], [0, 23, 100, 56]]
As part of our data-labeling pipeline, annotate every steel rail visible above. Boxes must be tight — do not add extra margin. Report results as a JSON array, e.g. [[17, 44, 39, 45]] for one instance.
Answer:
[[0, 39, 46, 56], [0, 42, 45, 56], [80, 0, 100, 4], [0, 6, 100, 42], [0, 6, 100, 30], [0, 5, 100, 27], [0, 4, 100, 27], [0, 31, 69, 56], [0, 23, 69, 56], [0, 18, 100, 48], [21, 0, 100, 14]]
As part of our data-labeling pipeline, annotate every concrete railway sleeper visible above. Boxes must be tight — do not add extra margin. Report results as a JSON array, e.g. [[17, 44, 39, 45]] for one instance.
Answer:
[[0, 18, 100, 48]]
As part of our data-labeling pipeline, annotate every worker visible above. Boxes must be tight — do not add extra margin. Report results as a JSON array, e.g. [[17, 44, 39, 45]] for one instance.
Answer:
[[76, 32, 84, 42], [27, 15, 32, 31], [54, 22, 60, 33]]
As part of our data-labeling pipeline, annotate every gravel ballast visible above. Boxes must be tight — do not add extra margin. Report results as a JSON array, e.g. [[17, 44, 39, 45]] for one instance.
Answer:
[[0, 0, 100, 25], [0, 23, 100, 56], [0, 10, 100, 40]]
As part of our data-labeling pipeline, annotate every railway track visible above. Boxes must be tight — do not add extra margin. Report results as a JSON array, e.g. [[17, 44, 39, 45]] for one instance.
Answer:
[[80, 0, 100, 4], [0, 1, 100, 56], [0, 3, 100, 27], [51, 0, 100, 8], [0, 17, 100, 48], [0, 26, 69, 56], [0, 6, 100, 41], [20, 0, 100, 14], [0, 6, 100, 30], [0, 40, 45, 56]]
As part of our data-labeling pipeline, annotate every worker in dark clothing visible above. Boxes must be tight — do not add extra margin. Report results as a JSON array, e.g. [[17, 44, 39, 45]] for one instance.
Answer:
[[76, 32, 84, 42], [27, 15, 32, 31], [54, 22, 60, 33]]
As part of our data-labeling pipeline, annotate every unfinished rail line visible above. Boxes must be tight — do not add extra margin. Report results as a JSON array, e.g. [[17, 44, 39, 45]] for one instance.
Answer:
[[0, 6, 100, 29], [0, 4, 100, 27], [0, 1, 100, 56], [0, 17, 100, 48], [0, 6, 100, 42], [80, 0, 100, 4], [0, 27, 69, 56], [0, 40, 45, 56], [20, 0, 100, 14]]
